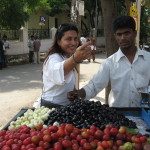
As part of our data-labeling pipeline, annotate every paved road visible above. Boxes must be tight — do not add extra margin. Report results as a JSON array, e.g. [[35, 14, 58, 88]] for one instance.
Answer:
[[0, 53, 106, 130]]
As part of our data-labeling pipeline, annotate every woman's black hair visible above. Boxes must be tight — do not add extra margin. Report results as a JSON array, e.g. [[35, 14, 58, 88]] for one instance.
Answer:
[[113, 16, 136, 32], [44, 23, 79, 62]]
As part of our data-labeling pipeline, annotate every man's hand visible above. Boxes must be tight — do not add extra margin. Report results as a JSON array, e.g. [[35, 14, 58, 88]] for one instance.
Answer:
[[67, 88, 86, 101], [67, 90, 78, 101]]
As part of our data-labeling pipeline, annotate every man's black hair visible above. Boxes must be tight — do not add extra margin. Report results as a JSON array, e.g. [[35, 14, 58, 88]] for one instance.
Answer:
[[113, 16, 136, 32]]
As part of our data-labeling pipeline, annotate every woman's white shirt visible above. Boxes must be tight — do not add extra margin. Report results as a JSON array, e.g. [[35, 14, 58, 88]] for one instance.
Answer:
[[42, 53, 78, 105]]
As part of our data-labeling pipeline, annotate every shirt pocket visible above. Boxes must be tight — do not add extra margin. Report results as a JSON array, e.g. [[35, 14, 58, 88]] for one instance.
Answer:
[[135, 74, 149, 89]]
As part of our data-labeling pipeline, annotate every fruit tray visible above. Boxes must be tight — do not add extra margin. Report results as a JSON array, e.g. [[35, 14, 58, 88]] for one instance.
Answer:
[[1, 107, 34, 131], [1, 107, 150, 131]]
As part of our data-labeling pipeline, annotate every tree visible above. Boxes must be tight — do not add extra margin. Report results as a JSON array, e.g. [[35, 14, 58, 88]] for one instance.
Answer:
[[100, 0, 118, 104], [140, 0, 150, 44], [0, 0, 41, 29], [44, 0, 101, 35]]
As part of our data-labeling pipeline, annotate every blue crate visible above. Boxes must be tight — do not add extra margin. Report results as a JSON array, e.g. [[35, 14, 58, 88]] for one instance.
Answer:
[[141, 108, 150, 128]]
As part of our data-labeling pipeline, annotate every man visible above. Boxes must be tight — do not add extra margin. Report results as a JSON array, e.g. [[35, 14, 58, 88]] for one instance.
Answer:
[[28, 35, 35, 63], [68, 16, 150, 107], [33, 36, 41, 64]]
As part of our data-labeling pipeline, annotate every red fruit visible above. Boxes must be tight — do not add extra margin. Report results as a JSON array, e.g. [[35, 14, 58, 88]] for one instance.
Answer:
[[89, 129, 95, 136], [110, 127, 118, 136], [104, 128, 110, 135], [90, 125, 97, 131], [0, 130, 6, 136], [23, 137, 32, 145], [83, 142, 92, 150], [134, 137, 141, 143], [118, 126, 126, 134], [59, 123, 66, 129], [43, 142, 51, 149], [20, 134, 28, 141], [51, 133, 58, 142], [140, 136, 147, 143], [76, 134, 82, 141], [62, 140, 72, 148], [116, 133, 126, 140], [72, 139, 78, 144], [81, 131, 90, 139], [88, 135, 94, 142], [133, 143, 143, 150], [31, 136, 40, 144], [70, 132, 77, 139], [90, 141, 97, 149], [72, 143, 80, 150], [6, 139, 14, 146], [43, 135, 52, 142], [65, 124, 74, 132], [94, 130, 103, 139], [96, 146, 104, 150], [103, 134, 110, 140], [72, 128, 80, 135], [25, 143, 36, 149], [131, 135, 135, 141], [101, 140, 109, 149], [107, 140, 113, 147], [36, 147, 44, 150], [39, 141, 44, 147], [54, 144, 63, 150], [80, 139, 87, 146], [126, 133, 132, 141], [2, 146, 11, 150], [57, 129, 65, 137], [35, 124, 43, 130], [49, 125, 58, 133], [64, 135, 71, 140], [115, 140, 124, 147], [43, 129, 51, 135], [12, 144, 21, 150]]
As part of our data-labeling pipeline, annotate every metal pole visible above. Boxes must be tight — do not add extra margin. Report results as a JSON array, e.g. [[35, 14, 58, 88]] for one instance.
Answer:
[[95, 0, 98, 37], [136, 0, 141, 47]]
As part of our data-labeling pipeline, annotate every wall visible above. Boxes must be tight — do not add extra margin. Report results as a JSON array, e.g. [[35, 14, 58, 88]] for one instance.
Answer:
[[7, 39, 53, 55]]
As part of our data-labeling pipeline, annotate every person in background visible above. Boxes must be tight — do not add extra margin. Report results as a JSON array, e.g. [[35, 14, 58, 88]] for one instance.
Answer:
[[68, 16, 150, 107], [33, 36, 41, 64], [2, 35, 9, 67], [0, 40, 5, 70], [28, 35, 35, 64], [80, 35, 87, 45], [87, 34, 96, 62], [41, 23, 91, 108]]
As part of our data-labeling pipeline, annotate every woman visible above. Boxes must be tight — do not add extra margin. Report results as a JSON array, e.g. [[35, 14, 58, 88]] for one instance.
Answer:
[[41, 24, 91, 108]]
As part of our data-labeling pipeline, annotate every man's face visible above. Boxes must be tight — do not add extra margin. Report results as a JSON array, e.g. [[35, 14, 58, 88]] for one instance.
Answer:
[[114, 28, 137, 49]]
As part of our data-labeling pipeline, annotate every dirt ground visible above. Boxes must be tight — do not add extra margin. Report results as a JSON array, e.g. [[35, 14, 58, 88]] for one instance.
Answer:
[[0, 53, 106, 130]]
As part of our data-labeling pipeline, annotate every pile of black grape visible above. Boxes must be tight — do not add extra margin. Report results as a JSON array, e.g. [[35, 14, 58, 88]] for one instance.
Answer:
[[45, 99, 137, 129]]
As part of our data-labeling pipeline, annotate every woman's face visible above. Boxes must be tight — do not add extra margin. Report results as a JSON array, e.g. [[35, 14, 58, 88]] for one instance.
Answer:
[[58, 30, 79, 57]]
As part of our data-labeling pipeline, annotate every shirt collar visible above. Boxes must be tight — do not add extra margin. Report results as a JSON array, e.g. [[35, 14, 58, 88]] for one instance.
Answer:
[[115, 47, 144, 62]]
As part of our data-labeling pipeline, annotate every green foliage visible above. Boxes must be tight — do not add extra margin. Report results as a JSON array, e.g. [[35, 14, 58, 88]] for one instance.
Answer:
[[46, 0, 71, 16], [0, 0, 41, 29], [140, 3, 150, 42]]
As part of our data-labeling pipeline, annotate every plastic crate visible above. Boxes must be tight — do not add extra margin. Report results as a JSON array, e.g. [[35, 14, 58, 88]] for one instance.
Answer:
[[141, 108, 150, 128]]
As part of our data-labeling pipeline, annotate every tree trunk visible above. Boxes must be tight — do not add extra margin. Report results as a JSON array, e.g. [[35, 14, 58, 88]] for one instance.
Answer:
[[125, 0, 130, 15], [100, 0, 119, 104]]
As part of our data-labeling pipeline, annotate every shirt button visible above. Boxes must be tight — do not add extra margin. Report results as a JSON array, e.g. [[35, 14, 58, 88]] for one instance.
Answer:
[[132, 91, 134, 93]]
